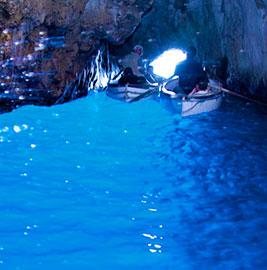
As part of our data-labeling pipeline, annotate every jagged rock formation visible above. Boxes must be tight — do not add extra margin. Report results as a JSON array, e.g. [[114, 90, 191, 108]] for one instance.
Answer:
[[0, 0, 266, 108], [0, 0, 153, 102], [189, 0, 266, 100]]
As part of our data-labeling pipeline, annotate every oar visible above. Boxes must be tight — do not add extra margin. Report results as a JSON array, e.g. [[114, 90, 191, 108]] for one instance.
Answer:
[[209, 84, 267, 107], [110, 70, 123, 82], [129, 89, 155, 103]]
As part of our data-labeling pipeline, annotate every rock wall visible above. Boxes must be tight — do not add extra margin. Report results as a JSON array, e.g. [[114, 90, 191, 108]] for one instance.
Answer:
[[189, 0, 267, 99], [0, 0, 153, 98]]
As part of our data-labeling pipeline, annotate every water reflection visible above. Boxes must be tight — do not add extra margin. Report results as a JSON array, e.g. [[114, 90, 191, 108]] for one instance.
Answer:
[[0, 94, 266, 269], [147, 106, 267, 269]]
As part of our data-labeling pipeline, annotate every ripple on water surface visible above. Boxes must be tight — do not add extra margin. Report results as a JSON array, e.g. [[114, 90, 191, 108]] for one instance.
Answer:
[[0, 93, 266, 270]]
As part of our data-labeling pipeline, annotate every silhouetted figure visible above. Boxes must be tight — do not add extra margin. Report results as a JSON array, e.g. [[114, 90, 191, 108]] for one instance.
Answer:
[[118, 67, 146, 85], [145, 65, 164, 83], [174, 46, 208, 94]]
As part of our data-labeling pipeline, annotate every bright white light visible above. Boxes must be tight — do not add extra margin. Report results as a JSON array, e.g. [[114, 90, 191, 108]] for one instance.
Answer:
[[13, 125, 21, 133], [150, 49, 186, 79], [142, 233, 156, 240]]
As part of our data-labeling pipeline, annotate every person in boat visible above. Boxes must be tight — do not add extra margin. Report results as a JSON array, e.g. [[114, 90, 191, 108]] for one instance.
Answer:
[[188, 73, 210, 95], [120, 45, 145, 77], [174, 46, 208, 94], [145, 65, 164, 83], [118, 67, 146, 85]]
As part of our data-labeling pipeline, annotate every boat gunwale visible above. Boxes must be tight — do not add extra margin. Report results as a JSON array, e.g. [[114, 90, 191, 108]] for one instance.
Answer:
[[161, 88, 223, 102], [107, 82, 158, 90]]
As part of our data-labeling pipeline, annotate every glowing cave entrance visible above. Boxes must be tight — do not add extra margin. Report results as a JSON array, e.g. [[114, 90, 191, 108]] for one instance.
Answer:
[[150, 49, 187, 79]]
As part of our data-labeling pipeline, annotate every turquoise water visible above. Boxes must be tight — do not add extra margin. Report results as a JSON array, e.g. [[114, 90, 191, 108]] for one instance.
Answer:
[[0, 93, 266, 270]]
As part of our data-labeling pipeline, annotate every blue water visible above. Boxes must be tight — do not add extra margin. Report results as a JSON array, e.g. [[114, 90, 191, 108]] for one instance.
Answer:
[[0, 93, 266, 270]]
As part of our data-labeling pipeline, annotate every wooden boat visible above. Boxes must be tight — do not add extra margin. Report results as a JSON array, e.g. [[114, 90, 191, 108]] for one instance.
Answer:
[[106, 81, 158, 103], [160, 77, 223, 116]]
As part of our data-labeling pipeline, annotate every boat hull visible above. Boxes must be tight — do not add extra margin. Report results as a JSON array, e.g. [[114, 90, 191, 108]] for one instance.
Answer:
[[161, 79, 223, 116], [106, 83, 158, 102], [181, 91, 223, 116]]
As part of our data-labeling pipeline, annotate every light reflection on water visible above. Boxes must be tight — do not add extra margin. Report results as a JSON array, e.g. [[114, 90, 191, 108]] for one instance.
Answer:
[[0, 93, 266, 270]]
